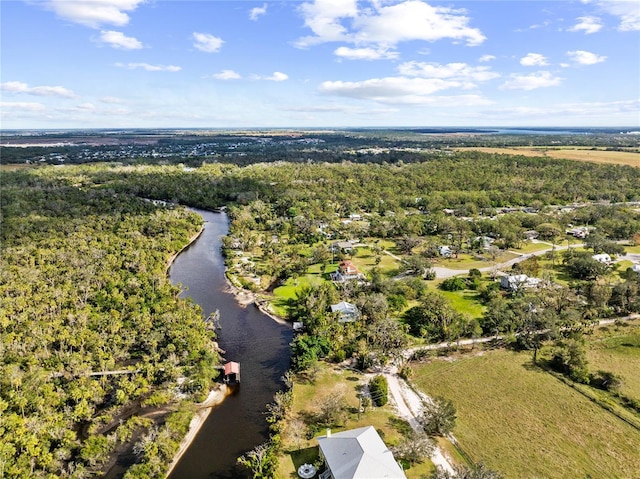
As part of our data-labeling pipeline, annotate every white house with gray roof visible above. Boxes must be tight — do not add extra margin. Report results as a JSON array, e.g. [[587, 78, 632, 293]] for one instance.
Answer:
[[317, 426, 406, 479]]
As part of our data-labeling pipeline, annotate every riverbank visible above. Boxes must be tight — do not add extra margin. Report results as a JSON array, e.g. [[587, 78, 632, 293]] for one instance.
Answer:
[[166, 224, 205, 273], [224, 277, 292, 328], [164, 217, 220, 478], [165, 385, 229, 478]]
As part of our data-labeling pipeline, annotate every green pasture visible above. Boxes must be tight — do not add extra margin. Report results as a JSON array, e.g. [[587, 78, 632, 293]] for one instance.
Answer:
[[271, 271, 327, 317], [436, 252, 518, 270], [622, 244, 640, 254], [510, 241, 553, 254], [438, 289, 486, 320], [350, 246, 402, 276], [411, 349, 640, 479], [587, 321, 640, 401]]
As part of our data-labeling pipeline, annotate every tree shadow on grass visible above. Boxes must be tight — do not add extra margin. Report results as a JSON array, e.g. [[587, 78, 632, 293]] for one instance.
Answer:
[[388, 416, 413, 436], [284, 446, 320, 479]]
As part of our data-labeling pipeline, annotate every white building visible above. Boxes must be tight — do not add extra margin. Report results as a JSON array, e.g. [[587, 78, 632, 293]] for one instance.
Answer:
[[592, 253, 612, 264], [317, 426, 406, 479], [500, 274, 541, 291]]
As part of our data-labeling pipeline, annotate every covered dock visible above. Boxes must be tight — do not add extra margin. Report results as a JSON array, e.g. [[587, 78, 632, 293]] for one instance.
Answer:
[[223, 361, 240, 385]]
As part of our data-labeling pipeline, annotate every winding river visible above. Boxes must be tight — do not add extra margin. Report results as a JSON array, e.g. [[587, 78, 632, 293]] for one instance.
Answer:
[[168, 209, 293, 479]]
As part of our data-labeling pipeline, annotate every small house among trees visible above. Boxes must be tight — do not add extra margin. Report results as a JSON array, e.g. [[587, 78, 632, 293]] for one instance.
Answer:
[[330, 301, 361, 323], [500, 274, 541, 292], [592, 253, 612, 264]]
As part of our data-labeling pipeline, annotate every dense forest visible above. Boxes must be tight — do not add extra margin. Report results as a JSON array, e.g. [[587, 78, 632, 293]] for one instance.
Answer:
[[1, 143, 639, 477], [1, 170, 218, 478], [68, 151, 640, 211]]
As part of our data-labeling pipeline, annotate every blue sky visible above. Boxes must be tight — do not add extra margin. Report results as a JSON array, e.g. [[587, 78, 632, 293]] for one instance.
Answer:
[[1, 0, 639, 128]]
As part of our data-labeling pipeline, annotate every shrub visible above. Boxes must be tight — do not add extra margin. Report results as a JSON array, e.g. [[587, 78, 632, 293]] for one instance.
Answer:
[[440, 277, 466, 291], [590, 370, 623, 392], [369, 375, 389, 407], [399, 364, 414, 380], [421, 396, 456, 436], [469, 268, 482, 279]]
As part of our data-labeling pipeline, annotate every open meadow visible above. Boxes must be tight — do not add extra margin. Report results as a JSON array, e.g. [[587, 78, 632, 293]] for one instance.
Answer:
[[455, 147, 640, 167], [586, 320, 640, 401], [410, 347, 640, 479]]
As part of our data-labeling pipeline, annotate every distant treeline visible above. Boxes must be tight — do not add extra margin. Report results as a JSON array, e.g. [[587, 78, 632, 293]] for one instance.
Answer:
[[2, 130, 638, 165]]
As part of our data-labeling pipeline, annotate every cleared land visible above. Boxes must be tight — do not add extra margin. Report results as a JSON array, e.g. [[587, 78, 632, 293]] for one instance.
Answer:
[[456, 147, 640, 167], [586, 321, 640, 401], [411, 349, 640, 479]]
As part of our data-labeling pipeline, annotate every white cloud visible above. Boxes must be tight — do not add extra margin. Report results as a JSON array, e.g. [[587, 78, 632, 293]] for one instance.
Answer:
[[213, 70, 242, 80], [353, 1, 486, 46], [501, 71, 563, 90], [40, 0, 146, 28], [588, 0, 640, 31], [296, 0, 358, 46], [76, 102, 96, 111], [334, 46, 399, 60], [479, 54, 496, 62], [397, 61, 499, 82], [319, 76, 492, 106], [296, 0, 485, 48], [265, 72, 289, 81], [569, 16, 603, 34], [115, 62, 181, 72], [100, 96, 125, 103], [320, 76, 478, 102], [97, 30, 142, 49], [1, 81, 76, 98], [567, 50, 607, 65], [0, 102, 46, 112], [520, 53, 548, 66], [192, 32, 224, 53], [514, 19, 553, 32], [249, 3, 267, 21]]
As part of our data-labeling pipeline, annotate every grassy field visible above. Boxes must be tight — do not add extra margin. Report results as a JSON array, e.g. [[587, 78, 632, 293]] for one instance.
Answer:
[[411, 349, 640, 479], [438, 288, 486, 320], [436, 251, 518, 270], [455, 147, 640, 167], [270, 268, 330, 316], [586, 321, 640, 401], [350, 246, 402, 277], [278, 365, 435, 479], [623, 244, 640, 254], [510, 241, 553, 254]]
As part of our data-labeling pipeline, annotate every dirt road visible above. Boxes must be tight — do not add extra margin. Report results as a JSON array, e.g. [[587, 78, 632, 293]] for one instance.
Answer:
[[384, 371, 456, 475]]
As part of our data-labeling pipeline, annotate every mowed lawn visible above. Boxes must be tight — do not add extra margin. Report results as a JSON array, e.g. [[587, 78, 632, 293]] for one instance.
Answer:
[[411, 350, 640, 479]]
